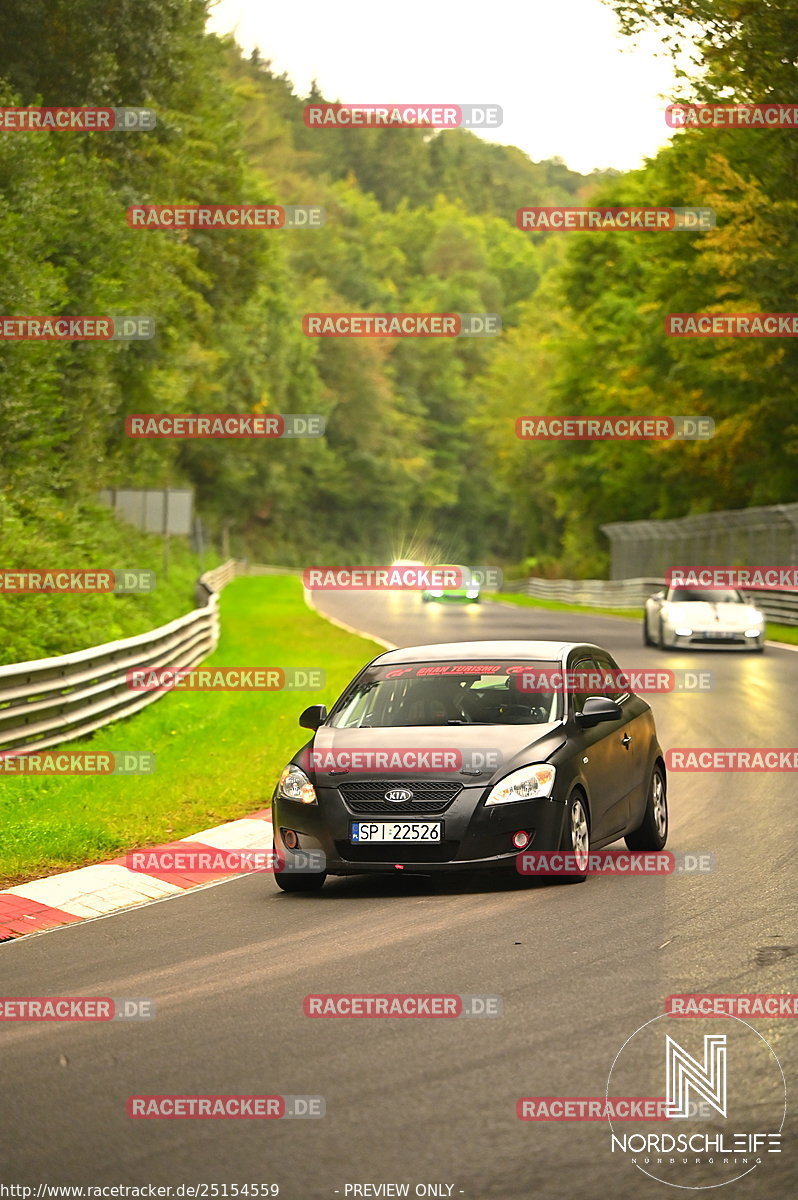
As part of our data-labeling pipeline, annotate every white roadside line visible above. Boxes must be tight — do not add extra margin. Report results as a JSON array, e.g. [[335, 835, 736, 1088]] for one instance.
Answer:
[[302, 586, 398, 650], [0, 816, 275, 943], [0, 866, 270, 948], [2, 589, 394, 944], [490, 595, 798, 651]]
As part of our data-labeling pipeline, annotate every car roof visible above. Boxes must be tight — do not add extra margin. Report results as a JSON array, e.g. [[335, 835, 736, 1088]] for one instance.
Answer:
[[371, 640, 602, 665]]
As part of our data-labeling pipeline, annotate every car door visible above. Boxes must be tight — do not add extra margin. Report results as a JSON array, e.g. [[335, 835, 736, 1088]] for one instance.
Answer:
[[569, 653, 631, 843], [647, 591, 664, 639], [593, 651, 649, 827]]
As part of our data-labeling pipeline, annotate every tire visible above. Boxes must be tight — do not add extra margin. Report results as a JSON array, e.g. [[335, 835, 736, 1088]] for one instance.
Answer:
[[657, 618, 667, 651], [553, 793, 589, 884], [625, 765, 668, 851], [274, 869, 327, 893], [643, 614, 653, 646]]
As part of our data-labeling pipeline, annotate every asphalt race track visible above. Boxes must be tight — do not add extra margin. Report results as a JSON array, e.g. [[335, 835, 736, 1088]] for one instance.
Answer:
[[2, 592, 796, 1198]]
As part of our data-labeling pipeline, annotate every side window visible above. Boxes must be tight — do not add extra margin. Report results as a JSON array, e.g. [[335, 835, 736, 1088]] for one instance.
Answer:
[[593, 653, 626, 702], [570, 656, 602, 714]]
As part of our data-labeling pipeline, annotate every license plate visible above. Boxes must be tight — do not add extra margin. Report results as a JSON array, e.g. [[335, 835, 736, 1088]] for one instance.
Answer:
[[350, 821, 442, 843], [703, 630, 737, 639]]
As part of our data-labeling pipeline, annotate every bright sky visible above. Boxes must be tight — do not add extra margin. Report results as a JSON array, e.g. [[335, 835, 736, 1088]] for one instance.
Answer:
[[206, 0, 690, 174]]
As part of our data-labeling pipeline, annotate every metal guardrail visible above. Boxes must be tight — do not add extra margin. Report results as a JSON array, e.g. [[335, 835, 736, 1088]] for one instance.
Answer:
[[0, 560, 240, 757], [501, 576, 798, 626], [502, 576, 663, 607]]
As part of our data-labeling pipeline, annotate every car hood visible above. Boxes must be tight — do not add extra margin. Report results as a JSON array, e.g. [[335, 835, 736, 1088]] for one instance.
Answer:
[[303, 722, 566, 787], [665, 601, 762, 628]]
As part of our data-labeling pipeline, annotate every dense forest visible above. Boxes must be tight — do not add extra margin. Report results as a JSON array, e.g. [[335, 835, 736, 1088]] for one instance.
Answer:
[[0, 0, 796, 587]]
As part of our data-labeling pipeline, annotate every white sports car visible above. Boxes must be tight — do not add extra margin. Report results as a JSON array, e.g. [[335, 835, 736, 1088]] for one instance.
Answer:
[[644, 586, 765, 652]]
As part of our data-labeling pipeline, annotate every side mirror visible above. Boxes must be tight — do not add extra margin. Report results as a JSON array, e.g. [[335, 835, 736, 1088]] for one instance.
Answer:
[[299, 704, 328, 731], [576, 697, 622, 728], [654, 591, 665, 600]]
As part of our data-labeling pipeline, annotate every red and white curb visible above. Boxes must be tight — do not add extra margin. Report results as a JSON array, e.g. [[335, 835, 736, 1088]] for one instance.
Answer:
[[0, 810, 273, 942]]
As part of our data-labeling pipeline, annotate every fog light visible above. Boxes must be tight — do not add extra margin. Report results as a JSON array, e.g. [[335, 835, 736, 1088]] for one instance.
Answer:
[[674, 627, 693, 637], [283, 829, 299, 849], [512, 831, 531, 850]]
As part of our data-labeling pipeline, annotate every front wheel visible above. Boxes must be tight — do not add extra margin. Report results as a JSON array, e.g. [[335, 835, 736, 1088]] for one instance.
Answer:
[[553, 794, 589, 884], [625, 765, 668, 851], [273, 847, 327, 892], [643, 615, 653, 646], [274, 870, 327, 892]]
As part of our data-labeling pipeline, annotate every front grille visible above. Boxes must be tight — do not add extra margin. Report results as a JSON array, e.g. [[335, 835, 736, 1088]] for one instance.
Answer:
[[338, 778, 462, 814], [691, 632, 745, 644], [335, 840, 458, 863]]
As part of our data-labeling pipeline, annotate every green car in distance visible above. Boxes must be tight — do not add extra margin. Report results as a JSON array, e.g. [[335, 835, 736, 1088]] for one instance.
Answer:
[[421, 564, 481, 604]]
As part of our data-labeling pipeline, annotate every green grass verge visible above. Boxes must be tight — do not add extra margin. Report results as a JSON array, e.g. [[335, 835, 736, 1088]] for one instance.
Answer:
[[0, 575, 383, 887], [765, 622, 798, 645], [0, 493, 218, 665], [488, 591, 797, 645], [486, 591, 645, 620]]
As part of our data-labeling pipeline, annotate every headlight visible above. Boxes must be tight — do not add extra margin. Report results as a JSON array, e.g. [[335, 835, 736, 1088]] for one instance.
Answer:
[[485, 764, 556, 806], [674, 626, 693, 636], [466, 588, 479, 598], [428, 590, 443, 597], [278, 763, 317, 804], [745, 628, 762, 638]]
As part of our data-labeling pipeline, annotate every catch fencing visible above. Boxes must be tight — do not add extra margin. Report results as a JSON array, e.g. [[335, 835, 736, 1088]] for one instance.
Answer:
[[601, 503, 798, 580]]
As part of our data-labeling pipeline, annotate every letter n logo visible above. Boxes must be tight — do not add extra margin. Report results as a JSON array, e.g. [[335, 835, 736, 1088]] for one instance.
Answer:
[[665, 1034, 727, 1118]]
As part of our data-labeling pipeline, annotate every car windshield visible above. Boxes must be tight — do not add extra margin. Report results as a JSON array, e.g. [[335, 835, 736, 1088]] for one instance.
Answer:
[[668, 588, 743, 603], [329, 661, 562, 728]]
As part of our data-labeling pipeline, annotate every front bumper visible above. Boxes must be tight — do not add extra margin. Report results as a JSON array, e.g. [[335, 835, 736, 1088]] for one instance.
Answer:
[[422, 591, 480, 603], [667, 626, 764, 650], [273, 781, 566, 875]]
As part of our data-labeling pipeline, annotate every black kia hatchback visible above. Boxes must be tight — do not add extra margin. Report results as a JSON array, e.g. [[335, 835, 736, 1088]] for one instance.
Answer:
[[271, 640, 668, 891]]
